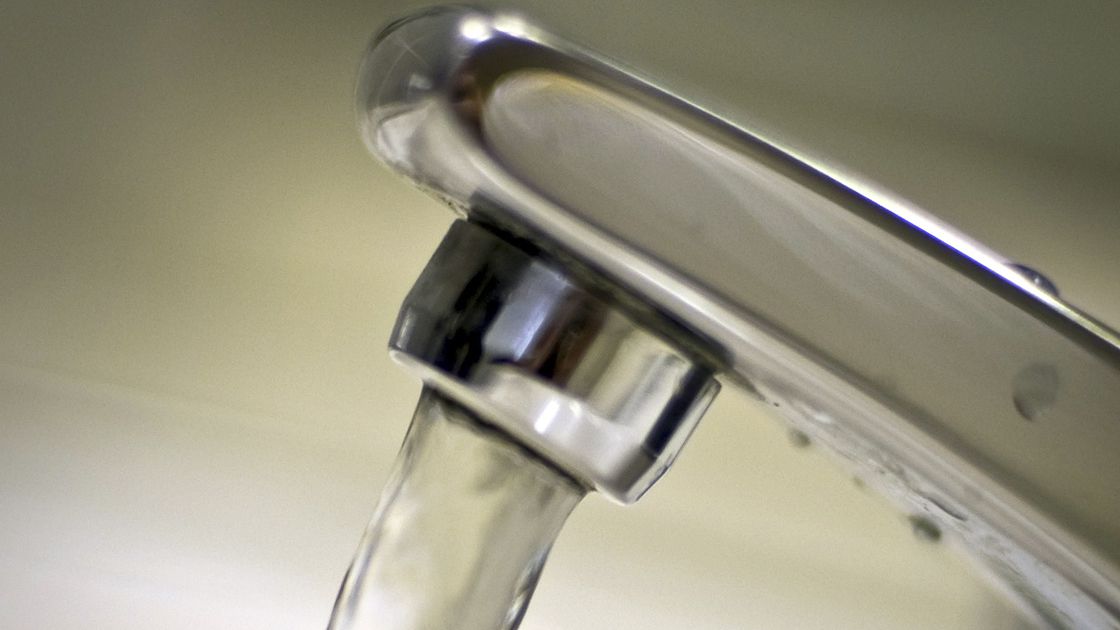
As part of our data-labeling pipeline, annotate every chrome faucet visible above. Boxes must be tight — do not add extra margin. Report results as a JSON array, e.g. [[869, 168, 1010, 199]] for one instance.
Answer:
[[357, 7, 1120, 627]]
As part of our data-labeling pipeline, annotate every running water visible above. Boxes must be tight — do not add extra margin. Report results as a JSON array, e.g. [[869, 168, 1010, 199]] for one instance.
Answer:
[[328, 388, 586, 630]]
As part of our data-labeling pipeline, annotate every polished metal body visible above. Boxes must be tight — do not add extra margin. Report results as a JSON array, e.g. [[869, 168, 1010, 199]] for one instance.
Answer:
[[359, 7, 1120, 627], [390, 220, 718, 503]]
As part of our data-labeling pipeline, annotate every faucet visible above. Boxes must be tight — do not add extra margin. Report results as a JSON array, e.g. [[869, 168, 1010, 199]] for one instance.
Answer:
[[357, 7, 1120, 627]]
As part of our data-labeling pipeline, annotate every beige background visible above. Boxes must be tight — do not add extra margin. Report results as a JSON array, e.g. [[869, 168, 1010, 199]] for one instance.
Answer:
[[3, 1, 1118, 628]]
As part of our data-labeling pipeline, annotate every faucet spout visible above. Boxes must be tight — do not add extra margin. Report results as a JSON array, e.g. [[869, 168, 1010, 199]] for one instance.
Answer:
[[389, 220, 719, 504], [358, 7, 1120, 627]]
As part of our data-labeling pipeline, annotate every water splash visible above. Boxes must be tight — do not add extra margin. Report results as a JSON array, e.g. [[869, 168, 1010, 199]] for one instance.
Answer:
[[328, 388, 585, 630]]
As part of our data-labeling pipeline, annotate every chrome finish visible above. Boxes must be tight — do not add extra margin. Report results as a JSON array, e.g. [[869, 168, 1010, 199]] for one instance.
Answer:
[[390, 220, 719, 504], [358, 7, 1120, 627]]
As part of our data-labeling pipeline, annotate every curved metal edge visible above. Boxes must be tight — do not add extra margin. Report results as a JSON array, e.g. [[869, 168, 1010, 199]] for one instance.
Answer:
[[355, 7, 1120, 627], [356, 7, 1120, 359]]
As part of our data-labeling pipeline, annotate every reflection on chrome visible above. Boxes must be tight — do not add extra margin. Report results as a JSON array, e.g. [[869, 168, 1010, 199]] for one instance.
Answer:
[[356, 7, 1120, 627]]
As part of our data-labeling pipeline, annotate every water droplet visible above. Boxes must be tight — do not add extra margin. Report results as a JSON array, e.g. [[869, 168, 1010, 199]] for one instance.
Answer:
[[1009, 263, 1059, 296], [1012, 363, 1059, 421], [909, 515, 942, 543], [788, 429, 811, 448]]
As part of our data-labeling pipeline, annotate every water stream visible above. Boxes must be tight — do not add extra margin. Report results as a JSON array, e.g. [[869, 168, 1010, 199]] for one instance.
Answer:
[[328, 387, 586, 630]]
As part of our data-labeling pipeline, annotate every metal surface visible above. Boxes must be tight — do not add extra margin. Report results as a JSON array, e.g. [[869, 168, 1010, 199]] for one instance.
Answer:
[[356, 7, 1120, 627], [390, 220, 718, 503]]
